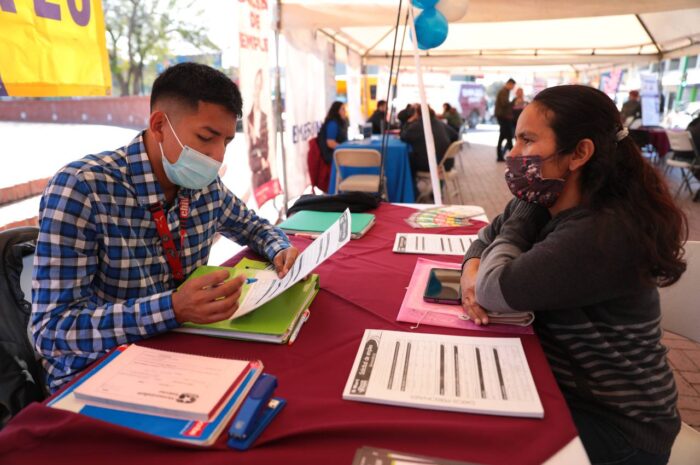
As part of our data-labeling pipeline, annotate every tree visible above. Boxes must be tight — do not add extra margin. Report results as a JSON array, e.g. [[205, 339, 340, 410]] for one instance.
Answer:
[[104, 0, 217, 95]]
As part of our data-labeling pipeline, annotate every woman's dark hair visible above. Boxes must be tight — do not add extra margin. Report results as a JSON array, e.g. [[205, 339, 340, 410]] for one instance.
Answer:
[[324, 101, 347, 125], [533, 85, 687, 286], [150, 62, 242, 118]]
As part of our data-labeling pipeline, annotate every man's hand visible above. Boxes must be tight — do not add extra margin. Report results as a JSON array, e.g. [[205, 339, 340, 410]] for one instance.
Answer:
[[171, 270, 245, 324], [273, 246, 300, 278], [460, 258, 489, 325]]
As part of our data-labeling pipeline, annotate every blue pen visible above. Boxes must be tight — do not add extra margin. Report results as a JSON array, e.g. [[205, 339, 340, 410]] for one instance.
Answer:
[[245, 278, 258, 284], [229, 374, 278, 439]]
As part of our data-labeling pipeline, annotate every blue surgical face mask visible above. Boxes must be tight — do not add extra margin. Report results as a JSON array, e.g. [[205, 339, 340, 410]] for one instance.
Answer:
[[159, 115, 222, 190]]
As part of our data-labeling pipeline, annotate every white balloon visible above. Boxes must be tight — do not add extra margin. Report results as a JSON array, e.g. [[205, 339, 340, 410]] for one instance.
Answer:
[[436, 0, 469, 22]]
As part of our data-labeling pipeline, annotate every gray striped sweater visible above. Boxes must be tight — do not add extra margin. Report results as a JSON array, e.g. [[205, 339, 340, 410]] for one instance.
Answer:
[[464, 199, 680, 454]]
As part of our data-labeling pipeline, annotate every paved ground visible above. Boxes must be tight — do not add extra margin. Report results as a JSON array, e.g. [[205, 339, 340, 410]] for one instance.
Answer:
[[456, 126, 700, 430]]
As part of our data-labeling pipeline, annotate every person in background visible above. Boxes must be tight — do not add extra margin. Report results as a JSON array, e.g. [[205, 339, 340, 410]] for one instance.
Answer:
[[397, 103, 416, 130], [510, 87, 528, 131], [441, 103, 464, 133], [620, 90, 642, 125], [31, 63, 300, 393], [367, 100, 387, 135], [461, 85, 685, 465], [317, 101, 349, 164], [400, 105, 455, 189], [495, 78, 516, 161]]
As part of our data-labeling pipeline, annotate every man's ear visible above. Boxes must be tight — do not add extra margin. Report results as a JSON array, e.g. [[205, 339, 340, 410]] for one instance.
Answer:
[[149, 111, 167, 144], [570, 138, 595, 171]]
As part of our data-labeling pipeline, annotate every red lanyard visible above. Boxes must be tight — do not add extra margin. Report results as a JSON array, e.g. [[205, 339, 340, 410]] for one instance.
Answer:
[[150, 196, 190, 283]]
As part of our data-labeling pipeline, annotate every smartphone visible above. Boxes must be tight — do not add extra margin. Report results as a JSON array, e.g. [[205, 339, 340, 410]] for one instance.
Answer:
[[423, 268, 462, 305]]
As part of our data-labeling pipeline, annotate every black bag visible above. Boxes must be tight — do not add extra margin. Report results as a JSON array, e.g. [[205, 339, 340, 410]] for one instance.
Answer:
[[287, 192, 382, 215], [0, 227, 46, 430]]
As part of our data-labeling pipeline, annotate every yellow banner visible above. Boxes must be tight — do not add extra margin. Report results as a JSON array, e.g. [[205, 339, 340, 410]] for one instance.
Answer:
[[0, 0, 111, 96]]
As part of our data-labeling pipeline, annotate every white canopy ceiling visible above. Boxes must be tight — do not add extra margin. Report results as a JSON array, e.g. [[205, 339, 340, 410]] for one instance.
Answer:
[[280, 0, 700, 69]]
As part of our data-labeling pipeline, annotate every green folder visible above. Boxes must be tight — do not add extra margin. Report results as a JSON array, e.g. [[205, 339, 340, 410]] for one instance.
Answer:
[[173, 258, 319, 344], [278, 210, 376, 239]]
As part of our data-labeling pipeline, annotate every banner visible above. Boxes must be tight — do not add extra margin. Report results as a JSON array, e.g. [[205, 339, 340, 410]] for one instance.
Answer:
[[0, 0, 111, 96], [283, 30, 331, 197], [640, 74, 661, 127], [238, 0, 281, 207]]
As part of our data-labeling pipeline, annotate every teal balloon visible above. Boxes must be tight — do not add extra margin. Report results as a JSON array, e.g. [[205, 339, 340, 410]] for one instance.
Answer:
[[415, 8, 448, 50], [412, 0, 439, 8]]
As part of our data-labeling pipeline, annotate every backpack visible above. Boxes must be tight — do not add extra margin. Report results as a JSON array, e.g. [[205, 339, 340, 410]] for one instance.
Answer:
[[287, 191, 382, 216], [307, 137, 331, 193], [0, 226, 46, 430]]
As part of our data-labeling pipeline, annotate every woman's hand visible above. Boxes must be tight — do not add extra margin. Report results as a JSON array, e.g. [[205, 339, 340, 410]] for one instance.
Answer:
[[460, 258, 489, 325]]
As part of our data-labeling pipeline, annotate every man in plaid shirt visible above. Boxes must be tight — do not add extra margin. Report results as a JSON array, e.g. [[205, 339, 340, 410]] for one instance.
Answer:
[[30, 63, 299, 392]]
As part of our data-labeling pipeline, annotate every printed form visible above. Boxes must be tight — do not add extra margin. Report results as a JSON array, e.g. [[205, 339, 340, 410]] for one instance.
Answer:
[[343, 329, 544, 418], [393, 233, 478, 256], [233, 208, 352, 319]]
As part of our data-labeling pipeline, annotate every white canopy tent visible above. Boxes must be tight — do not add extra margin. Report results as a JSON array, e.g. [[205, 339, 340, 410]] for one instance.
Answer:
[[281, 0, 700, 70]]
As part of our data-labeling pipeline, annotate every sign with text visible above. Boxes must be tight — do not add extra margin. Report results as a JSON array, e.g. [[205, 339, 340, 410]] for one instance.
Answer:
[[0, 0, 111, 96], [283, 30, 331, 197], [238, 0, 281, 207]]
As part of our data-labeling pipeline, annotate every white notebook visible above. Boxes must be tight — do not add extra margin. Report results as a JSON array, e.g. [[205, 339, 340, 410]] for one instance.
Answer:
[[73, 345, 254, 422]]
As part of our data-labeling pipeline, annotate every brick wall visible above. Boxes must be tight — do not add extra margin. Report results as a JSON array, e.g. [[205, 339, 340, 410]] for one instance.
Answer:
[[0, 96, 149, 129]]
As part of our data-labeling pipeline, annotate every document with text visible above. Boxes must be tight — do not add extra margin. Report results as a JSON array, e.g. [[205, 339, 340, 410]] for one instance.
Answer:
[[343, 329, 544, 418], [233, 208, 352, 319], [393, 233, 478, 256]]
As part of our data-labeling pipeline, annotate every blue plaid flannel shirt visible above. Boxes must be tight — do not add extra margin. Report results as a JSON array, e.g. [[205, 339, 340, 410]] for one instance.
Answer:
[[31, 132, 290, 392]]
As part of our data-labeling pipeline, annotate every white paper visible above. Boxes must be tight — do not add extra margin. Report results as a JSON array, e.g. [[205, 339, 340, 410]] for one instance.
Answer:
[[232, 208, 352, 319], [73, 345, 251, 421], [343, 329, 544, 418], [393, 233, 478, 256]]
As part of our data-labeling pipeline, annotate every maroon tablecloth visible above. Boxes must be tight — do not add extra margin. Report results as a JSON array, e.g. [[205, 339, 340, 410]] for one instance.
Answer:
[[0, 203, 579, 465], [644, 127, 671, 158]]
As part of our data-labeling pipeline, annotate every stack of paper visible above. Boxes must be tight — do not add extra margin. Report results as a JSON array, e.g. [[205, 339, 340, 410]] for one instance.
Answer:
[[50, 345, 262, 445], [343, 330, 544, 418]]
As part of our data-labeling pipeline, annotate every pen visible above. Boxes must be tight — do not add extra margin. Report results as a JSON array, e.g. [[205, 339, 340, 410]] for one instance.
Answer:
[[246, 278, 258, 284], [293, 233, 319, 239]]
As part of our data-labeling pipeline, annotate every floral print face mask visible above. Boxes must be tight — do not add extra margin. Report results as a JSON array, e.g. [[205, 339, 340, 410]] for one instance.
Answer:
[[504, 155, 568, 208]]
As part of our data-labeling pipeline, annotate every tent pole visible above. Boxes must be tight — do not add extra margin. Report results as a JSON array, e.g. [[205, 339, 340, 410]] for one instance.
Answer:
[[274, 0, 288, 217], [407, 6, 442, 205]]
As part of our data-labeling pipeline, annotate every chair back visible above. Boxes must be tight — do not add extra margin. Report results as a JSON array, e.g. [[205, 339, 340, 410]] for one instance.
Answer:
[[659, 241, 700, 343], [0, 226, 46, 428], [439, 141, 463, 169], [666, 130, 694, 153], [334, 149, 381, 169]]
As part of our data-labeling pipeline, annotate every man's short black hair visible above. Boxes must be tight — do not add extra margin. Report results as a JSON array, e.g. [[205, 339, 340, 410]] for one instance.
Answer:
[[377, 100, 387, 107], [507, 78, 516, 85], [150, 62, 243, 118]]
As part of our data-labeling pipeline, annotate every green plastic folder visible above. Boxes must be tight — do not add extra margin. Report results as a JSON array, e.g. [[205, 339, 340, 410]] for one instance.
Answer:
[[279, 210, 376, 239], [174, 258, 319, 344]]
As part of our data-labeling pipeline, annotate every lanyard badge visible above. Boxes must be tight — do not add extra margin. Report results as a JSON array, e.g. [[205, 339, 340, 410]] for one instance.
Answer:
[[150, 196, 190, 283]]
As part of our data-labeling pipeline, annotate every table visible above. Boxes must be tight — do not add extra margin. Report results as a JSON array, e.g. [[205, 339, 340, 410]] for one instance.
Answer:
[[638, 126, 671, 158], [330, 137, 415, 203], [0, 204, 586, 465]]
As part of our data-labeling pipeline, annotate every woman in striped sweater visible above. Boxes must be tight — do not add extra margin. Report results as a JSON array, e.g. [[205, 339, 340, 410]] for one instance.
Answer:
[[461, 85, 687, 465]]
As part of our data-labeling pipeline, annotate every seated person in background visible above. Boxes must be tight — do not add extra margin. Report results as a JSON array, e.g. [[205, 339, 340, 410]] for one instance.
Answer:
[[367, 100, 387, 134], [400, 105, 455, 185], [31, 63, 299, 393], [620, 89, 642, 125], [317, 101, 349, 164], [440, 102, 463, 133], [397, 103, 415, 130], [461, 85, 684, 465]]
